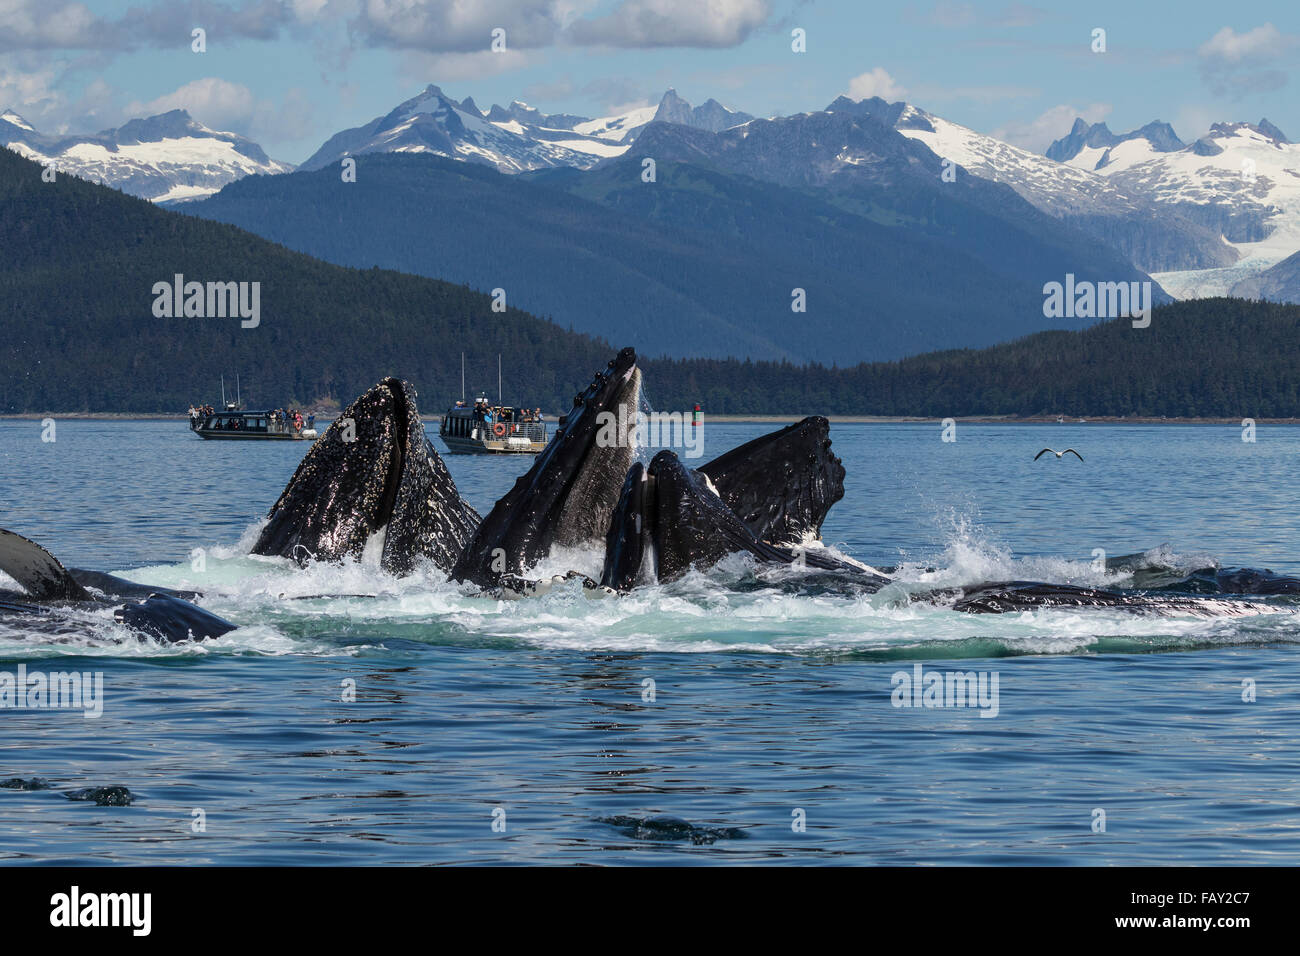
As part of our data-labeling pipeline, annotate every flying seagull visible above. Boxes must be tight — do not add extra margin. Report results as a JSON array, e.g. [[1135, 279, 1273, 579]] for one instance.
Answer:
[[1034, 448, 1083, 461]]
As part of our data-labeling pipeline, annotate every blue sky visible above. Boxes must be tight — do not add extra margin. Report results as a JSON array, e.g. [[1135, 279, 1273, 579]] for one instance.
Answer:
[[2, 1, 1296, 164]]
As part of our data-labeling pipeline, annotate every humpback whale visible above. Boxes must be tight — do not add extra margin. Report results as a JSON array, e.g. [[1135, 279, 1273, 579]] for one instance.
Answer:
[[237, 348, 1298, 621], [600, 451, 879, 591], [0, 528, 236, 643], [252, 377, 480, 575], [452, 348, 642, 587], [951, 581, 1273, 617], [9, 351, 1296, 651], [697, 416, 845, 547]]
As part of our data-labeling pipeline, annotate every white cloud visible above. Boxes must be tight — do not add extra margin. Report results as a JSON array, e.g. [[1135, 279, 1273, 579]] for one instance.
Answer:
[[1198, 23, 1298, 97], [0, 0, 108, 52], [0, 59, 60, 119], [993, 102, 1111, 153], [0, 0, 300, 52], [127, 77, 314, 143], [351, 0, 577, 52], [569, 0, 771, 49], [1199, 23, 1296, 63], [129, 78, 258, 132], [0, 0, 774, 57], [846, 68, 907, 102]]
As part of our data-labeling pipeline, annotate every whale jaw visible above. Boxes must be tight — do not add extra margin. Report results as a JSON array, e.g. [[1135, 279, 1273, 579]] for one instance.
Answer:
[[252, 378, 478, 575], [698, 415, 845, 547], [600, 451, 862, 590], [453, 348, 641, 586]]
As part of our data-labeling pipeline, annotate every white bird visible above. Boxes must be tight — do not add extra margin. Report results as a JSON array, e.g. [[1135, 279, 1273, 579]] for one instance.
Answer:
[[1034, 448, 1083, 461]]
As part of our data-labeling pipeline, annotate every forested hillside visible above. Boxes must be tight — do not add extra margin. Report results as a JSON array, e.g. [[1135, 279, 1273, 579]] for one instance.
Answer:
[[645, 298, 1300, 418], [0, 145, 616, 413], [2, 147, 1296, 418], [188, 150, 1140, 364]]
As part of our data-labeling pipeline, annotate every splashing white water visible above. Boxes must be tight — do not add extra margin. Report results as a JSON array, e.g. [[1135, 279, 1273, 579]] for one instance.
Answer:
[[1, 516, 1294, 661]]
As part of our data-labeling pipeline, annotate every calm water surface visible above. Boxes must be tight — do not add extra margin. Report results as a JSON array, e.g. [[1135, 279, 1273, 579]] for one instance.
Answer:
[[0, 420, 1297, 864]]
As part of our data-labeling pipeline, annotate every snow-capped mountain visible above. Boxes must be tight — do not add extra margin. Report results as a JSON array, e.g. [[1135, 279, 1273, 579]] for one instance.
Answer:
[[1, 109, 35, 132], [824, 96, 1230, 273], [651, 89, 754, 133], [1046, 118, 1186, 168], [300, 85, 639, 172], [1048, 118, 1300, 298], [299, 86, 753, 173], [0, 109, 292, 203]]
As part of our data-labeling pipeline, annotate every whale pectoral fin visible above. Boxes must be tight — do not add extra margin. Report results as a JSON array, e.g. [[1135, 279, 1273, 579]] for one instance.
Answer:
[[113, 593, 238, 643], [0, 528, 91, 602]]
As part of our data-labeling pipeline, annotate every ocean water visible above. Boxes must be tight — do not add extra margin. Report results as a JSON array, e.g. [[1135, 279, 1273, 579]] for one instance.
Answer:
[[1, 419, 1298, 864]]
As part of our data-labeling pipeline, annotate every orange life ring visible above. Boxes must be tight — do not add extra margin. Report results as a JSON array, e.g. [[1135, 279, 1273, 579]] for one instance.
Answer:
[[492, 422, 507, 438]]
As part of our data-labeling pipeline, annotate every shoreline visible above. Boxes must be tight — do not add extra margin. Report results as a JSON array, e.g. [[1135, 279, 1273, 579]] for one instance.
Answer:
[[2, 413, 1296, 425]]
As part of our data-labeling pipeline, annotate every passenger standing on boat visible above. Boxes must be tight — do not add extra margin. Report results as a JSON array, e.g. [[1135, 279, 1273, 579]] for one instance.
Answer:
[[307, 414, 315, 431]]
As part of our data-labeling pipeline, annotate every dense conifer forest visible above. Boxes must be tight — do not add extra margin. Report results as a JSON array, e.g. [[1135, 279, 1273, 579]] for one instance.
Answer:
[[3, 147, 1296, 418]]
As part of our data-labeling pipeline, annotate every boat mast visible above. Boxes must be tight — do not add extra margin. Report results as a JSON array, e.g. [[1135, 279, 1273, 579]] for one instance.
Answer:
[[498, 353, 502, 407], [461, 352, 465, 403]]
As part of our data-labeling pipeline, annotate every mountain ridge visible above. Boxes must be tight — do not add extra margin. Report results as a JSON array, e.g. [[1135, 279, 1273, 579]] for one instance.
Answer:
[[0, 108, 292, 202]]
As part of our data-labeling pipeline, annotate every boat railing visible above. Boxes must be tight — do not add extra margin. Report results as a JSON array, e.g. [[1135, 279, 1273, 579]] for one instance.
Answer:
[[485, 420, 546, 443], [198, 413, 304, 435]]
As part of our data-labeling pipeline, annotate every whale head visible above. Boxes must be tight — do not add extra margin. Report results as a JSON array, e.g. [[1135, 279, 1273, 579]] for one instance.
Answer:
[[697, 415, 845, 547], [452, 348, 641, 585], [252, 378, 479, 575], [599, 450, 789, 589], [601, 449, 867, 591]]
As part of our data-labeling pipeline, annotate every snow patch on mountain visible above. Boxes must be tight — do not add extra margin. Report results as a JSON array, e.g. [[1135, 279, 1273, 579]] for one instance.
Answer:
[[894, 106, 1146, 217], [301, 86, 758, 175], [301, 84, 645, 173], [573, 105, 659, 142], [828, 96, 1231, 273], [0, 109, 292, 202], [1072, 120, 1300, 297]]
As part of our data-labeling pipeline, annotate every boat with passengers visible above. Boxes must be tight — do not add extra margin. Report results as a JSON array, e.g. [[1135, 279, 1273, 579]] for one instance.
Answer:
[[439, 393, 547, 454], [189, 402, 319, 441]]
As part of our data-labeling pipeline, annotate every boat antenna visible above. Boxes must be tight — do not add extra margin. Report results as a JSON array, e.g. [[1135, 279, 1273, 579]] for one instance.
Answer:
[[221, 374, 226, 408], [498, 353, 502, 407], [461, 352, 465, 403], [236, 373, 241, 408]]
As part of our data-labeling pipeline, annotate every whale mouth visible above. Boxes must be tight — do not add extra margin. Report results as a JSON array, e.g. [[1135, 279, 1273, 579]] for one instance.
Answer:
[[697, 415, 845, 547], [252, 377, 479, 576], [371, 378, 410, 537], [452, 347, 641, 585], [547, 355, 642, 549], [600, 450, 870, 590], [252, 377, 423, 567]]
